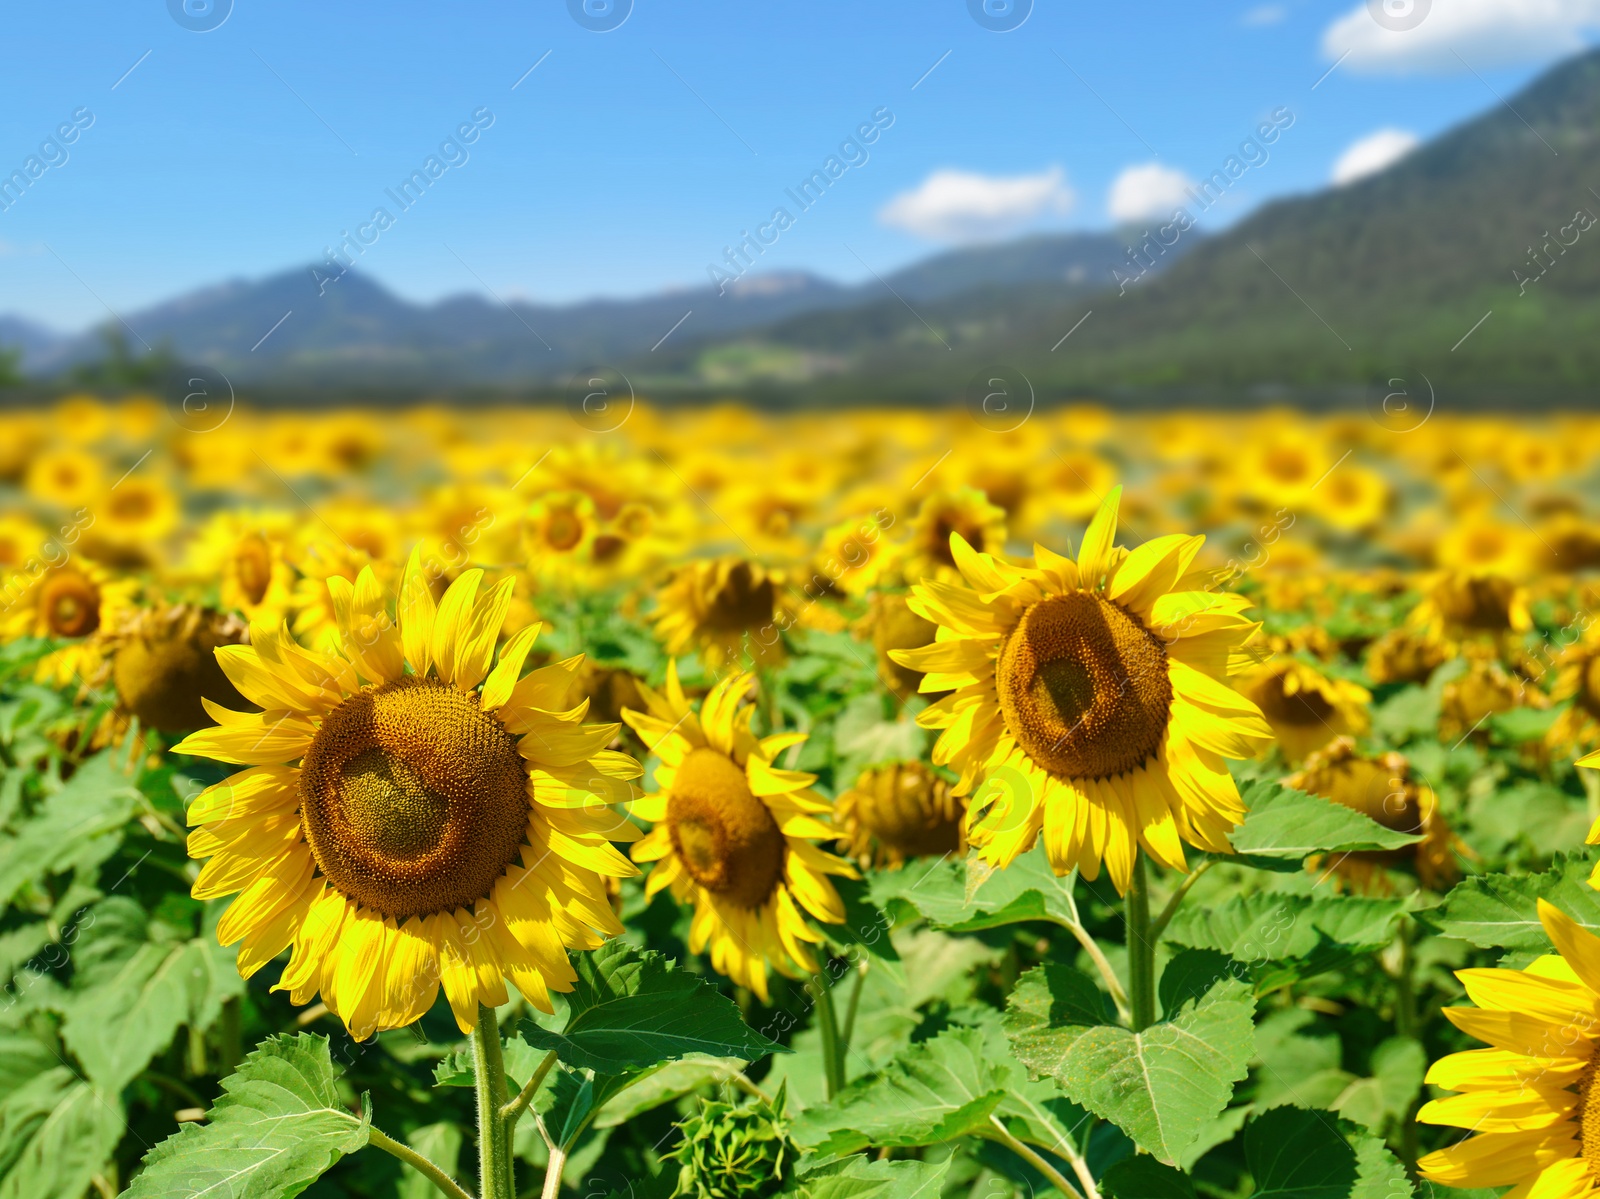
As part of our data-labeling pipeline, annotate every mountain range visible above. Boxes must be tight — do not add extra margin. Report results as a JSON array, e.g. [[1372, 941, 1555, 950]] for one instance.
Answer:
[[7, 232, 1161, 395], [11, 44, 1600, 404]]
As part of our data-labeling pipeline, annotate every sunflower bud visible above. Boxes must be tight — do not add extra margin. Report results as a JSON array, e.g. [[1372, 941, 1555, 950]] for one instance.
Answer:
[[111, 606, 249, 731], [669, 1088, 795, 1199]]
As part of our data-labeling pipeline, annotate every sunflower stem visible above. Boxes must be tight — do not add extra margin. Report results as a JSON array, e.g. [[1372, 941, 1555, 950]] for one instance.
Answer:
[[1148, 857, 1213, 942], [472, 1005, 516, 1199], [807, 971, 847, 1099], [368, 1126, 474, 1199], [1125, 855, 1157, 1032], [501, 1049, 558, 1127], [985, 1116, 1090, 1199]]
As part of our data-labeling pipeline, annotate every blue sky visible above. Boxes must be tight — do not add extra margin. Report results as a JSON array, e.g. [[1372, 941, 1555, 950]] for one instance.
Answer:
[[3, 0, 1595, 329]]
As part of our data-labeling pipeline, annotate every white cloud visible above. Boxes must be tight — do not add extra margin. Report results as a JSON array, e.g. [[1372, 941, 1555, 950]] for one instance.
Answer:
[[1331, 127, 1421, 183], [1242, 4, 1287, 26], [1107, 163, 1197, 223], [1322, 0, 1600, 73], [878, 167, 1075, 242]]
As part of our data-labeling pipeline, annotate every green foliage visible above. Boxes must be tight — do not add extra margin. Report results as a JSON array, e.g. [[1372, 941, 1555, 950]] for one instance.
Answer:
[[1420, 852, 1600, 949], [1241, 1106, 1413, 1198], [1006, 969, 1256, 1166], [1229, 781, 1422, 860], [518, 940, 785, 1073], [123, 1034, 370, 1198]]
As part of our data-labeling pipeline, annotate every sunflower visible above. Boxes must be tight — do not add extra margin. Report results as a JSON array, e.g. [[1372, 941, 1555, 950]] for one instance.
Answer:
[[1, 561, 139, 689], [1310, 464, 1390, 532], [890, 487, 1273, 892], [184, 511, 299, 626], [651, 557, 792, 671], [521, 490, 601, 590], [622, 665, 856, 999], [1412, 571, 1532, 642], [1548, 634, 1600, 760], [835, 761, 963, 867], [1417, 899, 1600, 1196], [24, 447, 102, 509], [897, 487, 1007, 587], [1365, 627, 1450, 686], [1439, 654, 1543, 744], [1285, 737, 1459, 892], [1237, 658, 1370, 765], [109, 605, 251, 732], [175, 552, 642, 1037], [82, 475, 180, 566], [855, 592, 941, 702]]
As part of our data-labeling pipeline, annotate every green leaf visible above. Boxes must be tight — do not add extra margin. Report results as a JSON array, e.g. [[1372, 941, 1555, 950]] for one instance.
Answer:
[[797, 1156, 951, 1199], [0, 752, 142, 907], [519, 941, 784, 1074], [1102, 1157, 1197, 1199], [1004, 965, 1113, 1057], [823, 876, 900, 963], [432, 1035, 548, 1089], [592, 1055, 749, 1128], [872, 843, 1077, 932], [1160, 949, 1242, 1017], [125, 1033, 371, 1199], [1242, 1106, 1413, 1198], [0, 1067, 125, 1199], [397, 1122, 463, 1199], [790, 1026, 1008, 1156], [1419, 853, 1600, 950], [1487, 705, 1561, 744], [1230, 781, 1421, 860], [59, 897, 246, 1090], [1332, 1037, 1424, 1133], [1006, 974, 1255, 1166], [1165, 894, 1412, 963]]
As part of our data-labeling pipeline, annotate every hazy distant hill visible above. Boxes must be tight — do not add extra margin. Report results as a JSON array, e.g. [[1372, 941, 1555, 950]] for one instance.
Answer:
[[17, 231, 1157, 389], [645, 46, 1600, 403]]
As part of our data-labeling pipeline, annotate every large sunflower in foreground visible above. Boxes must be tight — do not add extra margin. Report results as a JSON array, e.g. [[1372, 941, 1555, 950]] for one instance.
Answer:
[[623, 665, 856, 999], [890, 487, 1272, 893], [176, 551, 641, 1037], [1417, 899, 1600, 1195]]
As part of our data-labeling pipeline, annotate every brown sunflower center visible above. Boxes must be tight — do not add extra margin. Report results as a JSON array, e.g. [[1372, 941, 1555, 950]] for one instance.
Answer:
[[996, 592, 1171, 780], [40, 570, 100, 638], [1579, 1062, 1600, 1176], [667, 747, 784, 910], [704, 563, 774, 633], [545, 510, 584, 551], [1255, 672, 1336, 729], [298, 677, 529, 920], [234, 535, 273, 605]]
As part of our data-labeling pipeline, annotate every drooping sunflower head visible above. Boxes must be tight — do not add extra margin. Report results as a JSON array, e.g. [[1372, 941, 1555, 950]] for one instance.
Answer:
[[175, 551, 642, 1037], [1364, 627, 1449, 686], [1237, 658, 1371, 765], [651, 557, 790, 671], [1412, 571, 1532, 641], [836, 761, 963, 867], [1285, 737, 1459, 893], [855, 591, 941, 702], [899, 486, 1007, 586], [1417, 899, 1600, 1196], [623, 665, 856, 999], [1439, 654, 1543, 743], [110, 605, 251, 732], [890, 487, 1273, 893]]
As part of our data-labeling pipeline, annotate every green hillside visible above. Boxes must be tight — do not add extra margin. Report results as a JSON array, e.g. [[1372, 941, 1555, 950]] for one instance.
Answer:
[[641, 48, 1600, 404]]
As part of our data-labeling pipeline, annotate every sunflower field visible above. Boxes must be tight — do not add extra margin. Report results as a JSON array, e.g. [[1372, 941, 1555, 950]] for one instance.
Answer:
[[7, 394, 1600, 1199]]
